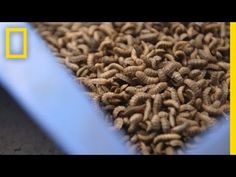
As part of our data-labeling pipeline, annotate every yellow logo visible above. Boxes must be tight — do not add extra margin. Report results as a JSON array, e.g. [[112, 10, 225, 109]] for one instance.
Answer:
[[5, 27, 27, 59]]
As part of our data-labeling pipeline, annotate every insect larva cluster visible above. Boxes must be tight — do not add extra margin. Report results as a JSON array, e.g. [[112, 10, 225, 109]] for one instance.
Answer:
[[34, 22, 230, 155]]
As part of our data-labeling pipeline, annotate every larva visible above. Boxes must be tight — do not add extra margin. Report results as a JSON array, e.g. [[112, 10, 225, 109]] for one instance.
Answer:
[[114, 118, 123, 130], [124, 63, 146, 75], [113, 46, 131, 57], [169, 114, 176, 128], [171, 122, 189, 133], [99, 69, 118, 79], [135, 71, 159, 84], [148, 82, 168, 95], [113, 106, 126, 117], [177, 86, 185, 104], [128, 113, 143, 133], [179, 104, 195, 112], [153, 94, 162, 115], [65, 57, 79, 71], [151, 114, 161, 131], [69, 55, 87, 63], [189, 69, 201, 79], [202, 87, 212, 105], [167, 87, 180, 104], [176, 117, 198, 126], [76, 65, 89, 77], [165, 146, 176, 155], [129, 93, 151, 106], [171, 71, 184, 86], [220, 81, 229, 104], [163, 62, 182, 76], [160, 117, 171, 133], [202, 104, 222, 115], [115, 73, 133, 85], [217, 61, 230, 70], [104, 63, 124, 72], [154, 142, 164, 155], [137, 132, 156, 143], [163, 100, 180, 109], [153, 133, 181, 144], [194, 98, 202, 110], [196, 112, 215, 125], [143, 99, 152, 121], [144, 68, 159, 77], [140, 33, 158, 43], [155, 41, 173, 49], [178, 67, 191, 76], [139, 142, 151, 155], [123, 104, 146, 116], [174, 50, 186, 60], [101, 92, 124, 104], [186, 126, 202, 136], [89, 78, 110, 85], [157, 69, 168, 82], [168, 140, 184, 147], [188, 59, 208, 68], [172, 41, 188, 53], [184, 79, 199, 94]]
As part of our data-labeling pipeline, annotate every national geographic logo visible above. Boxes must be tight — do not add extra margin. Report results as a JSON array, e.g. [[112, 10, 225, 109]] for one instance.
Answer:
[[5, 27, 27, 59]]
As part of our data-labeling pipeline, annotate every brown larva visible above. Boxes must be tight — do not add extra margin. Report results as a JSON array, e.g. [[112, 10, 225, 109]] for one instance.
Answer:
[[176, 117, 198, 127], [179, 104, 195, 112], [101, 92, 124, 105], [163, 99, 180, 109], [188, 59, 208, 68], [99, 69, 118, 79], [160, 117, 171, 133], [196, 112, 215, 125], [163, 62, 182, 76], [151, 114, 161, 131], [148, 82, 168, 95], [189, 69, 202, 79], [177, 86, 185, 104], [172, 41, 188, 53], [178, 67, 191, 76], [184, 79, 199, 94], [153, 133, 181, 144], [137, 132, 156, 143], [169, 114, 176, 128], [76, 65, 89, 77], [155, 41, 173, 49], [114, 118, 124, 130], [89, 78, 110, 85], [122, 104, 146, 117], [153, 94, 162, 115], [171, 122, 189, 134], [128, 113, 143, 133], [143, 99, 152, 121], [104, 63, 124, 72], [135, 71, 159, 84], [124, 63, 146, 75], [144, 68, 159, 77], [164, 146, 176, 155], [221, 81, 229, 104], [113, 46, 131, 57], [186, 126, 202, 136], [203, 87, 212, 105], [139, 142, 151, 155], [157, 69, 168, 82], [113, 106, 126, 117], [171, 71, 184, 86], [153, 142, 164, 155], [140, 33, 158, 43], [168, 140, 184, 147], [167, 87, 180, 104], [217, 61, 230, 70], [65, 57, 79, 71], [129, 93, 151, 106], [202, 104, 222, 115], [194, 98, 203, 110]]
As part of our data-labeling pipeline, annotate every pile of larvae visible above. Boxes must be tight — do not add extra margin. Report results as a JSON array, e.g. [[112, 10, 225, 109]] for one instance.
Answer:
[[33, 22, 230, 155]]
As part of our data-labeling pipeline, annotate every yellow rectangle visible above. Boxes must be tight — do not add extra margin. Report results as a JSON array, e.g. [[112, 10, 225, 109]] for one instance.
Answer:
[[5, 27, 27, 59], [231, 22, 236, 155]]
